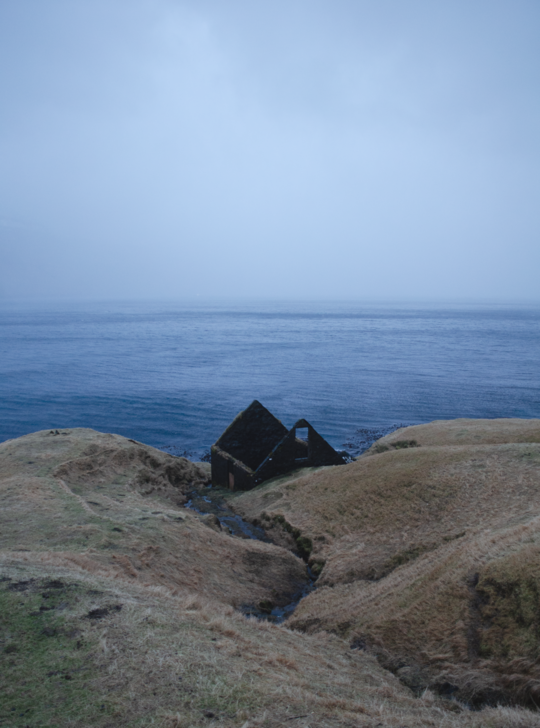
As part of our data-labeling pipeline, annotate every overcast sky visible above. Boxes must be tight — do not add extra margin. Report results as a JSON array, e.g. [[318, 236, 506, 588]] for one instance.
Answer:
[[1, 0, 539, 301]]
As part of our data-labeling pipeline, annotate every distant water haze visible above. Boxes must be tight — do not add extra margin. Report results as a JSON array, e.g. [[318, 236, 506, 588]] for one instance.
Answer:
[[1, 0, 539, 302]]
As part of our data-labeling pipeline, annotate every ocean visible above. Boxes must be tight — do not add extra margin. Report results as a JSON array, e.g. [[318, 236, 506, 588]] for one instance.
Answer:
[[1, 300, 539, 459]]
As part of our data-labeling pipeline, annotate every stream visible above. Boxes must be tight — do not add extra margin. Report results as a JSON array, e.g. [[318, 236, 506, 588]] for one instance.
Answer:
[[184, 485, 315, 623]]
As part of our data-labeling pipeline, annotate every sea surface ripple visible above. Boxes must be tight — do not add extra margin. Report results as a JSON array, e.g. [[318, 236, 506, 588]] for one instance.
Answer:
[[1, 300, 539, 459]]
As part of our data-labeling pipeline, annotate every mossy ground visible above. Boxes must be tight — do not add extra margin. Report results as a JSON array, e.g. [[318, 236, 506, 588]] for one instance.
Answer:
[[0, 577, 111, 727], [0, 569, 269, 727]]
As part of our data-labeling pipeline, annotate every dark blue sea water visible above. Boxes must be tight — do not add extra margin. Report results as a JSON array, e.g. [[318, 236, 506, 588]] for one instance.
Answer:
[[1, 300, 539, 459]]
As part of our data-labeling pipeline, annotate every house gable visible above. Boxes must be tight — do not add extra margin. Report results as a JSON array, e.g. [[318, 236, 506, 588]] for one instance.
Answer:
[[214, 400, 287, 471], [211, 401, 346, 490], [253, 419, 345, 485]]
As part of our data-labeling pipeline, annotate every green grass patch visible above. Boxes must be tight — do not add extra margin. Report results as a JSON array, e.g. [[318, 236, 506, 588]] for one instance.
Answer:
[[0, 577, 114, 728]]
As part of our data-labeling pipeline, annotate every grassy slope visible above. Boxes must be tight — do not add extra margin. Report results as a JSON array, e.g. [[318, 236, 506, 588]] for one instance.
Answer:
[[3, 564, 540, 728], [376, 418, 540, 448], [0, 429, 307, 608], [2, 424, 540, 726], [232, 419, 540, 707]]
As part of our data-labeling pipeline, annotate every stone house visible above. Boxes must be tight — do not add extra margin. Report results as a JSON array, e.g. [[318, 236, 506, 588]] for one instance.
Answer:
[[211, 400, 346, 490]]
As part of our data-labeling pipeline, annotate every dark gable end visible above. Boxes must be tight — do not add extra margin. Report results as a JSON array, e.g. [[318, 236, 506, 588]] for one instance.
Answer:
[[253, 420, 345, 485], [214, 400, 287, 471], [211, 401, 346, 491]]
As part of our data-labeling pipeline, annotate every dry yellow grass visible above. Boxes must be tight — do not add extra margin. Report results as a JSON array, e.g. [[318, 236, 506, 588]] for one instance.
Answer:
[[374, 418, 540, 449], [233, 419, 540, 707], [3, 561, 539, 728], [0, 428, 307, 609], [2, 424, 540, 725]]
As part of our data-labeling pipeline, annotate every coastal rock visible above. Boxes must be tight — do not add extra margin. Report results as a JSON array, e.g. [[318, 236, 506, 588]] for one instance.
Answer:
[[200, 513, 222, 531]]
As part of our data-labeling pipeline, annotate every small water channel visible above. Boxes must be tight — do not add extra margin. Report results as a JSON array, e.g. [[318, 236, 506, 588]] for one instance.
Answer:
[[184, 485, 315, 623]]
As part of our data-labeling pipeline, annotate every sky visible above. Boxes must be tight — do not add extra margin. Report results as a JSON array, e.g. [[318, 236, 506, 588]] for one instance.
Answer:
[[1, 0, 539, 302]]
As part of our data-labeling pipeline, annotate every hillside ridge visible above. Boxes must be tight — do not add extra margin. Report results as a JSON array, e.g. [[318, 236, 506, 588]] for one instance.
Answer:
[[2, 421, 540, 726]]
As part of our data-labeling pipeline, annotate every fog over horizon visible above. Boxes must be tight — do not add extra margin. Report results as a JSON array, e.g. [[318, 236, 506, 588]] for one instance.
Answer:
[[1, 0, 539, 303]]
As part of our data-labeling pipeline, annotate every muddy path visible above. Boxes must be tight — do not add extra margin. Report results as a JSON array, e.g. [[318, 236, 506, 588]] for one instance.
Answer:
[[184, 485, 316, 623]]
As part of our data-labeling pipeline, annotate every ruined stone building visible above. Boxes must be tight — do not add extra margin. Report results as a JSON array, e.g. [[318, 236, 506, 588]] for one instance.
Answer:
[[211, 400, 346, 490]]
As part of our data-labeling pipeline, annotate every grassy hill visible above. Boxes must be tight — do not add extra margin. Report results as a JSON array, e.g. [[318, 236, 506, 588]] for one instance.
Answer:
[[233, 419, 540, 708], [2, 423, 540, 726]]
